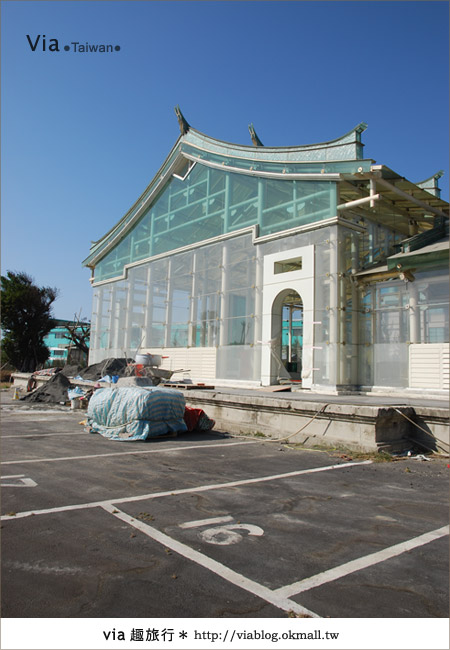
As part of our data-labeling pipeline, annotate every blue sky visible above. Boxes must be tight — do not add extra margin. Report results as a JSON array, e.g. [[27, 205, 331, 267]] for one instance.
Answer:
[[1, 0, 448, 320]]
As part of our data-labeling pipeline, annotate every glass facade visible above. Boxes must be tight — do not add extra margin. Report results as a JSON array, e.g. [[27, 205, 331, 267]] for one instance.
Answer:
[[357, 269, 449, 388], [89, 219, 448, 389], [86, 128, 448, 391], [94, 162, 336, 282]]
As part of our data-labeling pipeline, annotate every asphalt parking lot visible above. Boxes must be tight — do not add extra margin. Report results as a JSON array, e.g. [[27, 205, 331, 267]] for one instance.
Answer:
[[1, 392, 448, 619]]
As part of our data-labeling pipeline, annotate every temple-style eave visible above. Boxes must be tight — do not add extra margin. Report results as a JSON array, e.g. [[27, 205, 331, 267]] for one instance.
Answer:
[[183, 124, 367, 163], [84, 122, 369, 266], [417, 170, 444, 186], [186, 122, 368, 155], [83, 123, 448, 271]]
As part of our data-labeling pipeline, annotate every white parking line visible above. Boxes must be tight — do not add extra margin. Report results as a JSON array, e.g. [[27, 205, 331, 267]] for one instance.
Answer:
[[1, 474, 38, 488], [0, 460, 372, 520], [2, 432, 90, 438], [101, 503, 320, 618], [180, 515, 234, 529], [275, 525, 450, 598], [0, 440, 256, 465], [0, 411, 75, 416]]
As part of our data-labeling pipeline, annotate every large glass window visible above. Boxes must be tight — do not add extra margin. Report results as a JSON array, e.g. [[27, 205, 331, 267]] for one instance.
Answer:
[[94, 163, 337, 282]]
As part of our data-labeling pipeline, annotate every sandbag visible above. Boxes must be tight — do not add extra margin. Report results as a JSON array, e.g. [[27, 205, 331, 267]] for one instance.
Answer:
[[86, 386, 187, 441]]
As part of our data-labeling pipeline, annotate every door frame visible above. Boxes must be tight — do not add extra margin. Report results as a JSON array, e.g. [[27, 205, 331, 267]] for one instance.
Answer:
[[261, 245, 314, 387]]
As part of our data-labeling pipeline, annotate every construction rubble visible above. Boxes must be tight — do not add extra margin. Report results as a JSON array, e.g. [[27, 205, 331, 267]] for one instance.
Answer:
[[16, 358, 215, 440]]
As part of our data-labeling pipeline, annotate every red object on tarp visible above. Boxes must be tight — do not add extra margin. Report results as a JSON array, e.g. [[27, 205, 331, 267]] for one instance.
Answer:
[[183, 407, 204, 431], [135, 364, 145, 377], [183, 406, 215, 432]]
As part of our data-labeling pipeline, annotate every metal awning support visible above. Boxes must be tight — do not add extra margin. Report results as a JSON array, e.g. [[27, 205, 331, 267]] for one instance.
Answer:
[[375, 176, 449, 219], [353, 267, 415, 284]]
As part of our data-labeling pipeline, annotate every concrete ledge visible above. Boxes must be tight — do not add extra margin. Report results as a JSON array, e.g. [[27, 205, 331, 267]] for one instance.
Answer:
[[182, 389, 449, 454]]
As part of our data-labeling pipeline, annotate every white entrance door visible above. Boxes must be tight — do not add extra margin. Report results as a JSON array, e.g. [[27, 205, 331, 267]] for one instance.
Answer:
[[261, 245, 314, 387]]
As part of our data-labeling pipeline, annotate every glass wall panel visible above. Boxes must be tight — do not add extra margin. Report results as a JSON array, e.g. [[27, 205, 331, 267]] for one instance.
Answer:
[[226, 261, 254, 290], [216, 345, 260, 381], [358, 221, 404, 270], [192, 318, 219, 347], [224, 316, 255, 346], [358, 279, 410, 387], [416, 269, 449, 343], [358, 292, 374, 386], [94, 164, 338, 282]]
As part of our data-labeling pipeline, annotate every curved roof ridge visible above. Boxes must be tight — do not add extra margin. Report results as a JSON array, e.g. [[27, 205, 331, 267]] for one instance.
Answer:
[[416, 170, 444, 185], [184, 122, 368, 152]]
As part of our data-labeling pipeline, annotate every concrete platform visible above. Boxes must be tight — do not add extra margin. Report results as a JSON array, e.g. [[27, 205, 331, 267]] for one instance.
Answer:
[[180, 387, 449, 455]]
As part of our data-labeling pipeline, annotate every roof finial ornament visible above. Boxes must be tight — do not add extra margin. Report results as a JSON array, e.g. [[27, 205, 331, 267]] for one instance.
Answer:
[[175, 105, 190, 135], [248, 123, 264, 147]]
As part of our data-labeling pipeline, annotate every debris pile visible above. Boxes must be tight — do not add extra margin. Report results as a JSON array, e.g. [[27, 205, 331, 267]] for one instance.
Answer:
[[15, 357, 216, 438], [78, 358, 132, 381], [20, 371, 71, 404]]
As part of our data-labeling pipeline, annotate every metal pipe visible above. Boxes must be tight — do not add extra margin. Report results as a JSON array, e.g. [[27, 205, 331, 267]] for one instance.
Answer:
[[337, 194, 380, 210], [369, 178, 377, 208]]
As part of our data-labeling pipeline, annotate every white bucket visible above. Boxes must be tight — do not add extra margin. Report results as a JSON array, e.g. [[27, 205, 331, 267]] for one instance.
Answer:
[[135, 353, 162, 367]]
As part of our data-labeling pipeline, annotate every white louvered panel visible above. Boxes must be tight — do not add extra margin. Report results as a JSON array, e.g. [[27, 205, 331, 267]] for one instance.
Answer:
[[150, 347, 217, 381], [409, 343, 449, 390], [442, 348, 450, 389]]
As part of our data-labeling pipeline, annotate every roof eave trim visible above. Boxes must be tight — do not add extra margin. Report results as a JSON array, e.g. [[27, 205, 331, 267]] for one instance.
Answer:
[[184, 122, 368, 154]]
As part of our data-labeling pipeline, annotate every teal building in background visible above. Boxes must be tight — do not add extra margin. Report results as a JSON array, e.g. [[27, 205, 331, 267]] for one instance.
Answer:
[[44, 319, 89, 366]]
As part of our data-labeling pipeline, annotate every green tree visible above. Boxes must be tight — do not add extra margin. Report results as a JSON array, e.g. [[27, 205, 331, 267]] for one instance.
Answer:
[[1, 271, 58, 372]]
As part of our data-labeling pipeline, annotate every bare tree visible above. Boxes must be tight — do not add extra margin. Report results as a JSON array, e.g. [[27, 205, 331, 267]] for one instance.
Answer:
[[63, 312, 90, 362]]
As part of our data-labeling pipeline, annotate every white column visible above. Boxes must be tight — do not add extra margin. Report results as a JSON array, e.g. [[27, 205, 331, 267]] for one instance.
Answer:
[[254, 246, 263, 345], [219, 243, 229, 347], [124, 278, 134, 355], [164, 259, 172, 348], [338, 236, 347, 384], [351, 232, 360, 385], [111, 286, 121, 354], [188, 252, 197, 347], [288, 305, 293, 363], [328, 229, 339, 386], [107, 286, 116, 353], [409, 282, 420, 344], [144, 266, 152, 348], [91, 288, 102, 362]]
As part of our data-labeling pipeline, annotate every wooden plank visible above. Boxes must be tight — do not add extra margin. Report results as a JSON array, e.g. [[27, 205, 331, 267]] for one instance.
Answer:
[[162, 383, 215, 390], [257, 385, 292, 392]]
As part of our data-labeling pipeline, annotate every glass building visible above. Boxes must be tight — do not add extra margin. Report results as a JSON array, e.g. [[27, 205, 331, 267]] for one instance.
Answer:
[[83, 112, 449, 394]]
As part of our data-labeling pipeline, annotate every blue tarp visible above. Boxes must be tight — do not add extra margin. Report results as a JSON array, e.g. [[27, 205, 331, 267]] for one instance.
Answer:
[[86, 386, 187, 441]]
